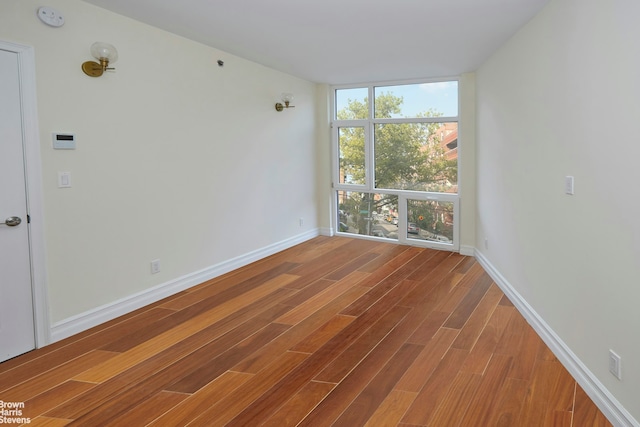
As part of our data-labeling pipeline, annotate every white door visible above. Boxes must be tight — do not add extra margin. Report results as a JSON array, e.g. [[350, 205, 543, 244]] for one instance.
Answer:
[[0, 48, 36, 362]]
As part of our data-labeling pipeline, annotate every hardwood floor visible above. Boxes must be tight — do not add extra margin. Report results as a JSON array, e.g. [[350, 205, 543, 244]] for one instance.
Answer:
[[0, 236, 613, 426]]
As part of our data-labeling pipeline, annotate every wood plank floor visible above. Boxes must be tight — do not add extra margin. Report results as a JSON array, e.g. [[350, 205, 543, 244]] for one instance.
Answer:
[[0, 236, 613, 426]]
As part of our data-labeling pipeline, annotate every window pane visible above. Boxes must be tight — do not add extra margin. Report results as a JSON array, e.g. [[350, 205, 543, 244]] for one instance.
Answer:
[[338, 127, 366, 185], [335, 88, 368, 120], [374, 81, 458, 118], [337, 191, 398, 240], [406, 199, 454, 244], [374, 122, 458, 193]]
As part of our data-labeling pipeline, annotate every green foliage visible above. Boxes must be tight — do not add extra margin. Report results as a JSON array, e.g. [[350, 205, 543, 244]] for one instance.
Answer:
[[338, 127, 365, 184], [337, 98, 369, 120], [338, 92, 457, 192]]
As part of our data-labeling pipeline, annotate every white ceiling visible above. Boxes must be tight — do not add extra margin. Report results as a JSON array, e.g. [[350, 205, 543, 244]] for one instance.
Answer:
[[82, 0, 550, 85]]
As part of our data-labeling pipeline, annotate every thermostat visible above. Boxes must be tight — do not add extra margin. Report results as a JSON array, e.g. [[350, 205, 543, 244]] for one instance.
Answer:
[[52, 133, 76, 149]]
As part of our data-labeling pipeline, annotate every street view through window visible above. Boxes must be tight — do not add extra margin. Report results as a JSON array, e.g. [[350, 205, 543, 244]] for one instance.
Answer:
[[334, 81, 458, 246]]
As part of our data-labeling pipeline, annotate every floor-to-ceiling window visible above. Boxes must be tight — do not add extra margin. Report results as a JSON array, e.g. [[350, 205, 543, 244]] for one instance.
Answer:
[[332, 79, 459, 250]]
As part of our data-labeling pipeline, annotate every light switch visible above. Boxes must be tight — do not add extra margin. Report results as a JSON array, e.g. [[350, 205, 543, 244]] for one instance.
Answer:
[[58, 172, 71, 188], [565, 176, 574, 195]]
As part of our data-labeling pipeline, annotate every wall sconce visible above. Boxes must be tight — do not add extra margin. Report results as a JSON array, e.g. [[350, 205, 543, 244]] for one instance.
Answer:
[[82, 42, 118, 77], [275, 93, 295, 111]]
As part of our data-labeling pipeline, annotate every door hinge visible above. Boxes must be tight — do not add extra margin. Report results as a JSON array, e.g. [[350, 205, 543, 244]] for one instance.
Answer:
[[27, 214, 31, 223]]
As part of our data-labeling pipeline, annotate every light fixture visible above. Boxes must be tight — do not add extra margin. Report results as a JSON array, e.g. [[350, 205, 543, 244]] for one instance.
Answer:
[[82, 42, 118, 77], [275, 93, 295, 111]]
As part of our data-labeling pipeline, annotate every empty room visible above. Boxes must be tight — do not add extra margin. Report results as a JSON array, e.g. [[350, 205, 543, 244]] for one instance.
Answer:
[[0, 0, 638, 425]]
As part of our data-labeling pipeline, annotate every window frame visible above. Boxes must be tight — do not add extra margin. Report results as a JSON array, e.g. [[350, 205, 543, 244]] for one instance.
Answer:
[[331, 78, 461, 251]]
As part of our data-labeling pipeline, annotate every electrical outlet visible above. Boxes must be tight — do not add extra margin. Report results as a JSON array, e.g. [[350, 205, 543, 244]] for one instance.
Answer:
[[609, 349, 622, 380], [484, 238, 489, 249], [299, 218, 304, 227], [150, 259, 161, 274]]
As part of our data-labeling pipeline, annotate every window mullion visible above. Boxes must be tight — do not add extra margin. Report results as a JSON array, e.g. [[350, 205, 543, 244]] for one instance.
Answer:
[[366, 86, 375, 191], [367, 121, 375, 191], [373, 116, 459, 125]]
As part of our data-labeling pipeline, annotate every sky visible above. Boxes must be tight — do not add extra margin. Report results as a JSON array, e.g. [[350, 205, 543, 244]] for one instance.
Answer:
[[335, 81, 458, 118]]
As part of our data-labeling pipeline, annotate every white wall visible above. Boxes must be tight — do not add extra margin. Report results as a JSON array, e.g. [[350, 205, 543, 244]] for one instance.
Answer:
[[459, 73, 476, 254], [0, 0, 320, 327], [476, 0, 640, 422], [315, 84, 333, 235]]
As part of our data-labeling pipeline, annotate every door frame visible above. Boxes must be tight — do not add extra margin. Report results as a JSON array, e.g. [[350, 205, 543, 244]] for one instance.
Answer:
[[1, 40, 50, 348]]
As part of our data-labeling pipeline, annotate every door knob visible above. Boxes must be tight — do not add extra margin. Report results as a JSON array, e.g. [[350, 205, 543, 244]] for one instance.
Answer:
[[2, 216, 22, 227]]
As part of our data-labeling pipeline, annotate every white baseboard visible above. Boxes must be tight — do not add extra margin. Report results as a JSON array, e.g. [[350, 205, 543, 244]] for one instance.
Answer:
[[50, 229, 320, 343], [459, 244, 475, 256], [474, 249, 639, 427], [319, 226, 334, 236]]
